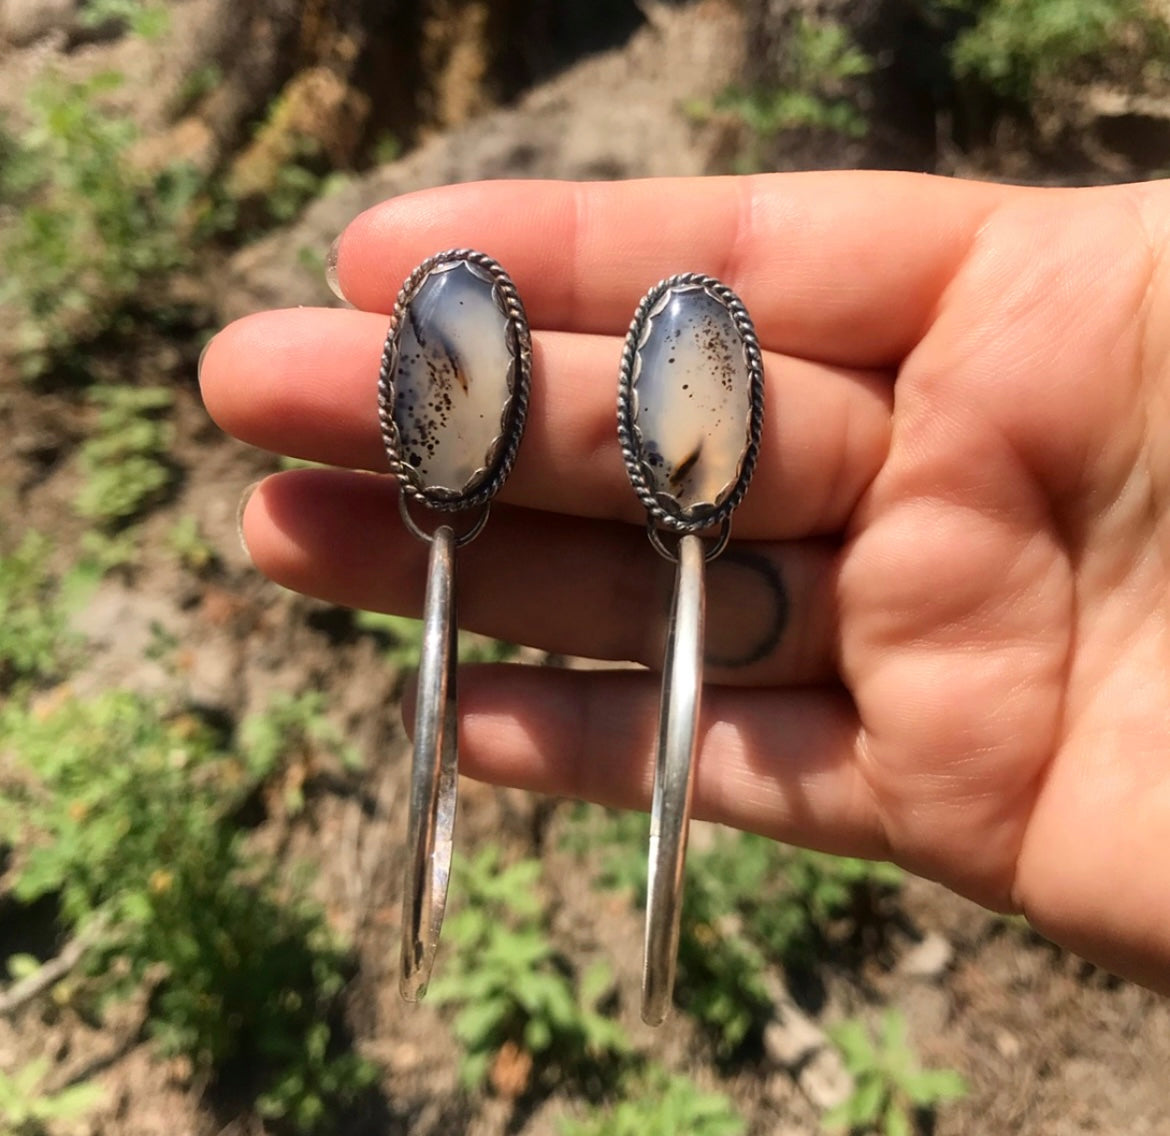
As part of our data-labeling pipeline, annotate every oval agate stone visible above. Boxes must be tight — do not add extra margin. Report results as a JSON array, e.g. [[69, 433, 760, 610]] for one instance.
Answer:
[[379, 252, 530, 508], [619, 276, 762, 531]]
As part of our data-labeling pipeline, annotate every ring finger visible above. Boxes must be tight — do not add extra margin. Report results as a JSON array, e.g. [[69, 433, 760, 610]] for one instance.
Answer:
[[243, 468, 842, 686]]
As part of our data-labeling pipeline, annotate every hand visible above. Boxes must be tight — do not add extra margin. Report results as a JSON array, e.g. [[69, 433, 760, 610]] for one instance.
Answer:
[[200, 173, 1170, 992]]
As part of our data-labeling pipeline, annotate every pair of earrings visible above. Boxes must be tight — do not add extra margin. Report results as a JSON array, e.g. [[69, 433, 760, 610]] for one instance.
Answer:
[[377, 249, 764, 1025]]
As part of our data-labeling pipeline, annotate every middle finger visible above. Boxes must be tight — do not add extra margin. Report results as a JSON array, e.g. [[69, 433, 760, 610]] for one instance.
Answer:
[[203, 306, 893, 540]]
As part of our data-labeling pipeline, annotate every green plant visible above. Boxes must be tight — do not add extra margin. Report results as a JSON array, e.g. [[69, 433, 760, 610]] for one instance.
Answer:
[[74, 385, 175, 526], [559, 1065, 744, 1136], [949, 0, 1168, 101], [573, 811, 901, 1056], [0, 1059, 102, 1136], [174, 63, 224, 112], [674, 834, 778, 1058], [77, 529, 140, 577], [0, 534, 77, 690], [690, 16, 871, 170], [167, 515, 217, 574], [0, 72, 200, 378], [239, 690, 360, 815], [370, 133, 402, 164], [825, 1011, 967, 1136], [428, 847, 630, 1091], [752, 847, 904, 970], [266, 136, 329, 225], [80, 0, 170, 38], [0, 691, 377, 1132]]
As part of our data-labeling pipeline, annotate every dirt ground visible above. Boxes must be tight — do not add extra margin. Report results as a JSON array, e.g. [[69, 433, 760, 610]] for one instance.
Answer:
[[4, 2, 1170, 1134]]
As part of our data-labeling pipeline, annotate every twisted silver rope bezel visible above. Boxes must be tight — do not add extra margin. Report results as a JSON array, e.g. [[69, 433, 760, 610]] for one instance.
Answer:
[[617, 273, 765, 537], [377, 248, 532, 515]]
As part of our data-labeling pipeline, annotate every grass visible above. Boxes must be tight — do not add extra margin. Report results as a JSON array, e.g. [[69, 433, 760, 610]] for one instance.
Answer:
[[75, 386, 176, 527], [569, 809, 902, 1058], [0, 73, 200, 381], [950, 0, 1169, 101], [0, 534, 79, 691], [0, 1059, 103, 1136], [559, 1065, 744, 1136], [825, 1010, 967, 1135], [428, 847, 630, 1093], [0, 688, 378, 1133]]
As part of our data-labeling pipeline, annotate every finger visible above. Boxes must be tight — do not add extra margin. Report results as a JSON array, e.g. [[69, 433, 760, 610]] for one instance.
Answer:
[[242, 468, 842, 687], [437, 663, 882, 860], [202, 306, 892, 539], [332, 173, 1013, 365]]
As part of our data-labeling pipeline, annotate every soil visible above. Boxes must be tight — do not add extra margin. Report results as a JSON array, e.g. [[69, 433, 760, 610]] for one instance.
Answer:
[[3, 2, 1170, 1135]]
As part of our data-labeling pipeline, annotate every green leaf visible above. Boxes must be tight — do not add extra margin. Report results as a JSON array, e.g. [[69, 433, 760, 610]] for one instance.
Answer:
[[881, 1009, 908, 1054], [884, 1104, 913, 1136], [851, 1073, 886, 1125], [905, 1068, 968, 1105], [829, 1018, 874, 1070], [5, 953, 40, 982]]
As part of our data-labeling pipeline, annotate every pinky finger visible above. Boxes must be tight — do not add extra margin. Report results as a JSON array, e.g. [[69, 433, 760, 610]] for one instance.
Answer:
[[435, 663, 884, 861]]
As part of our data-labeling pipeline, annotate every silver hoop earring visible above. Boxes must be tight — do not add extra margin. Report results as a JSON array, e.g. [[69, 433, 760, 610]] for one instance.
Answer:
[[617, 272, 764, 1025], [378, 248, 532, 1000]]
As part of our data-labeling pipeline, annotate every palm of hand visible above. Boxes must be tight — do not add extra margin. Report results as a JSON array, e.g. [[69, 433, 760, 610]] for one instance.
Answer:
[[843, 191, 1170, 982]]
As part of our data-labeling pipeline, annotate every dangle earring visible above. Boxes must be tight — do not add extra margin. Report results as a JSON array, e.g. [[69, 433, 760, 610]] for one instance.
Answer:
[[617, 273, 764, 1025], [378, 249, 532, 1000]]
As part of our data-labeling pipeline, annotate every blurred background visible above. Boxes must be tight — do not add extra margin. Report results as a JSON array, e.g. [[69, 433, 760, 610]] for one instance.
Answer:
[[1, 2, 1169, 1134]]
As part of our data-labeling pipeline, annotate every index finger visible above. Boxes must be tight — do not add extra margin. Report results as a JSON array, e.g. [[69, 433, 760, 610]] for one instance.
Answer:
[[332, 172, 1015, 367]]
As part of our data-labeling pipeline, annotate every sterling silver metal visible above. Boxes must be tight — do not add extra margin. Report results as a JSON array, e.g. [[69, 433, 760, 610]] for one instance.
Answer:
[[380, 250, 531, 1000], [619, 273, 764, 1025], [643, 531, 705, 1025], [400, 524, 458, 1000]]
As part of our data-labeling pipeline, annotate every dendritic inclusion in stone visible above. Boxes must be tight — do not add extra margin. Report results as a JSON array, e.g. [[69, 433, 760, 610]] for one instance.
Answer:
[[625, 281, 756, 525], [387, 258, 519, 501]]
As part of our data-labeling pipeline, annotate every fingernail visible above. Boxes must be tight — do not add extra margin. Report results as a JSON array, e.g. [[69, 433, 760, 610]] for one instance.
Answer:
[[236, 479, 263, 558], [325, 234, 344, 300], [197, 334, 216, 384]]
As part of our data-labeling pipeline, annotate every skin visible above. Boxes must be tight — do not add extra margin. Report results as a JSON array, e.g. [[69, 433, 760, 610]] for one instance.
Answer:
[[200, 172, 1170, 994]]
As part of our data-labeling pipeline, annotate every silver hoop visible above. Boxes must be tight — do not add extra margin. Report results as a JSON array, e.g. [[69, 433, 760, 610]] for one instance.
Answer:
[[398, 494, 491, 548], [642, 532, 705, 1025], [646, 517, 731, 564], [400, 525, 458, 1000]]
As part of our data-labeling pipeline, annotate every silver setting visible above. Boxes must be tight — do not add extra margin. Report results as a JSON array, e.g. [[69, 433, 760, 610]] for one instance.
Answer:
[[617, 273, 764, 535], [378, 248, 532, 512], [381, 250, 531, 1000]]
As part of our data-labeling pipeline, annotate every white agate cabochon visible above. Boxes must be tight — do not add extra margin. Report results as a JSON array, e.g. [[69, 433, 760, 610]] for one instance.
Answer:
[[629, 283, 754, 520], [389, 259, 516, 498]]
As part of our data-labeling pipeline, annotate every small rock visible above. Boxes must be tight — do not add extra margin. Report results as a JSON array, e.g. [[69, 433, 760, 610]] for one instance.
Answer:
[[799, 1047, 854, 1112], [184, 643, 238, 713], [765, 1003, 827, 1068], [900, 931, 954, 980], [995, 1029, 1022, 1059], [761, 973, 853, 1112]]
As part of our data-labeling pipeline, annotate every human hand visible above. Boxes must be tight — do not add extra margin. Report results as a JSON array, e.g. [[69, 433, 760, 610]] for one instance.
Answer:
[[200, 172, 1170, 992]]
